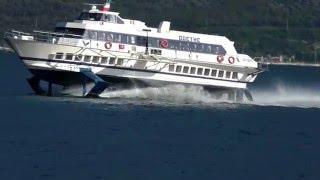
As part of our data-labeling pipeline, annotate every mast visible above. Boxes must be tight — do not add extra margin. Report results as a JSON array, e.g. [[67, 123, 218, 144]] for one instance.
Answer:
[[102, 0, 112, 12]]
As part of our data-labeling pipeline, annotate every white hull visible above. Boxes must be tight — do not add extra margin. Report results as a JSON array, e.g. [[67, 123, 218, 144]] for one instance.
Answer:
[[23, 59, 247, 89], [6, 38, 260, 90]]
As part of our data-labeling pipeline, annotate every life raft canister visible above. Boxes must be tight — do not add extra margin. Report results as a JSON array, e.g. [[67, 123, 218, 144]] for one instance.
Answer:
[[228, 56, 235, 64], [217, 55, 224, 63], [160, 39, 169, 48]]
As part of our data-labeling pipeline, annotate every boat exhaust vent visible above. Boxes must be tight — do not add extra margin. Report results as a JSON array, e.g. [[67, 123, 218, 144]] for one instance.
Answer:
[[158, 21, 171, 33]]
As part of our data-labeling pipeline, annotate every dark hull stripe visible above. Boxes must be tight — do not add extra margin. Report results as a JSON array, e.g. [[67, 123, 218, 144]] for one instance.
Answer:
[[20, 56, 247, 84]]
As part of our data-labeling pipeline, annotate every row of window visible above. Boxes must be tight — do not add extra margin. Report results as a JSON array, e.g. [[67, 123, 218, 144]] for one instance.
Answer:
[[54, 53, 123, 66], [54, 53, 237, 80], [55, 28, 227, 55], [168, 65, 238, 80]]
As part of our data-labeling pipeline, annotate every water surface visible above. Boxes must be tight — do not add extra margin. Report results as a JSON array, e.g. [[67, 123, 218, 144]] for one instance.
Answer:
[[0, 52, 319, 180]]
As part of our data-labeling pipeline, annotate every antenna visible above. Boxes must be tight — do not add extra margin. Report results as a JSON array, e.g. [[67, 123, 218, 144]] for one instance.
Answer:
[[84, 1, 113, 12], [83, 3, 105, 6]]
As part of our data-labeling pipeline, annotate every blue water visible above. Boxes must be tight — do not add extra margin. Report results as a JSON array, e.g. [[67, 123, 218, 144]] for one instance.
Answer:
[[0, 52, 320, 180]]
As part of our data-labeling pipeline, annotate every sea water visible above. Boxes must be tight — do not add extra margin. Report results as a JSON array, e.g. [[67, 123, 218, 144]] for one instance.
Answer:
[[0, 52, 319, 180]]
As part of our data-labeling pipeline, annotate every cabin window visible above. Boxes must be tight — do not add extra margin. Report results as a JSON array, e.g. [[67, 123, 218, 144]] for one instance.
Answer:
[[183, 66, 189, 74], [204, 69, 210, 76], [180, 42, 189, 51], [92, 56, 100, 63], [84, 55, 92, 62], [55, 27, 85, 36], [210, 45, 216, 54], [211, 69, 217, 77], [169, 65, 175, 72], [65, 53, 73, 61], [97, 32, 105, 41], [130, 36, 136, 44], [176, 66, 182, 73], [55, 53, 63, 60], [197, 68, 203, 75], [117, 58, 124, 66], [116, 16, 125, 24], [216, 46, 227, 55], [190, 67, 196, 74], [109, 57, 116, 65], [226, 71, 231, 79], [149, 38, 159, 48], [174, 41, 225, 54], [137, 36, 147, 46], [121, 35, 129, 44], [232, 72, 238, 79], [169, 40, 176, 49], [113, 34, 121, 43], [218, 71, 224, 78], [88, 31, 97, 40], [197, 44, 205, 53], [78, 12, 103, 21], [75, 54, 82, 61], [214, 46, 220, 54], [156, 39, 161, 48], [101, 57, 108, 64], [206, 45, 212, 53], [105, 14, 116, 23], [190, 43, 195, 52]]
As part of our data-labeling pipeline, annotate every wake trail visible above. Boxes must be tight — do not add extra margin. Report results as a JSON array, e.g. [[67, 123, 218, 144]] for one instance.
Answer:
[[60, 83, 320, 109], [250, 84, 320, 108]]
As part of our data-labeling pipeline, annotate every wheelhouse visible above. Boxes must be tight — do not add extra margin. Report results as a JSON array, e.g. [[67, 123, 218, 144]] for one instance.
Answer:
[[54, 27, 85, 36], [77, 11, 124, 24]]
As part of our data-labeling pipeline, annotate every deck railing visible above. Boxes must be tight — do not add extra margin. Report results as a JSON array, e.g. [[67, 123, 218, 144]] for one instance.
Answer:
[[5, 30, 83, 46], [4, 30, 263, 69]]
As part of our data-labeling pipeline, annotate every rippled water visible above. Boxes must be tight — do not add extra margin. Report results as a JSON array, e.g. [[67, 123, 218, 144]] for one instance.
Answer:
[[59, 81, 320, 109], [0, 52, 320, 179]]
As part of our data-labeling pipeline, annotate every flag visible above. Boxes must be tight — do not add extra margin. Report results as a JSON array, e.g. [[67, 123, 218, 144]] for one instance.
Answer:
[[102, 3, 111, 12]]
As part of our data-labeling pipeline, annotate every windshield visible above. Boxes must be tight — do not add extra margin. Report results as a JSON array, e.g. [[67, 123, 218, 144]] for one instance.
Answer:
[[78, 12, 124, 24], [78, 12, 103, 21], [55, 27, 85, 36]]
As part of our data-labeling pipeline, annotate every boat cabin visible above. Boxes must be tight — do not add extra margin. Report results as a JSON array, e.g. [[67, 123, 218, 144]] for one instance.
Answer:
[[77, 11, 124, 24]]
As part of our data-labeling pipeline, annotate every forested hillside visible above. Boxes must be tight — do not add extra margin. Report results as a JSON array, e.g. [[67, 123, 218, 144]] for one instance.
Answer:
[[1, 0, 320, 62]]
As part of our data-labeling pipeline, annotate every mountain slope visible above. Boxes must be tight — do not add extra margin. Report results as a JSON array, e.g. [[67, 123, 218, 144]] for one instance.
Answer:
[[1, 0, 320, 62]]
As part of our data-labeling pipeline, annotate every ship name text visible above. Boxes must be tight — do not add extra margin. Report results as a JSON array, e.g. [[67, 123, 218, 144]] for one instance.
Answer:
[[179, 36, 200, 43]]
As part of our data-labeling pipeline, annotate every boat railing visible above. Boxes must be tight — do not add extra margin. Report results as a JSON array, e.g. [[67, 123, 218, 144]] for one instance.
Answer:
[[5, 30, 259, 70], [5, 30, 84, 46]]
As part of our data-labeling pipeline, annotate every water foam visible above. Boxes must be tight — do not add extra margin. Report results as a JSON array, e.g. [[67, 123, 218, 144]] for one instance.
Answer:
[[250, 83, 320, 108], [99, 85, 220, 104], [58, 81, 320, 109], [98, 83, 320, 108]]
